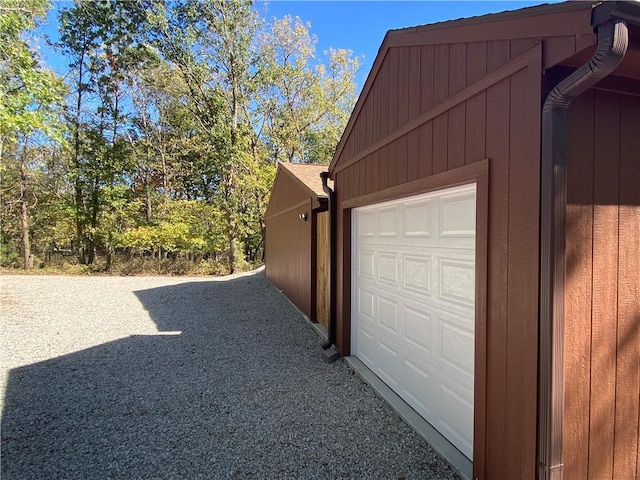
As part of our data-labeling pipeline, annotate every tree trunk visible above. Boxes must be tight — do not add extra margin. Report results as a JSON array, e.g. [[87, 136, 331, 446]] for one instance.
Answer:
[[21, 201, 31, 269], [74, 59, 86, 265], [229, 237, 237, 274], [87, 181, 99, 265], [144, 170, 152, 222], [20, 163, 31, 270]]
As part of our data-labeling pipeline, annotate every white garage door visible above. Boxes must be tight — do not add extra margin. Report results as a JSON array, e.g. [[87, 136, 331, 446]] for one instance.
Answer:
[[352, 183, 476, 459]]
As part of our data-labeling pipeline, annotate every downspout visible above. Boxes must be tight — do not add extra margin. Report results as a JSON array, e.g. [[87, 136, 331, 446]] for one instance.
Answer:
[[320, 171, 337, 354], [537, 15, 628, 480]]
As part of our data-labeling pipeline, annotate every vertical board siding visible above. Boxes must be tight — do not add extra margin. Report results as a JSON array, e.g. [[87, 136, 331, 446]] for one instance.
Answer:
[[407, 129, 420, 182], [565, 91, 595, 480], [434, 44, 450, 104], [409, 46, 422, 121], [371, 150, 380, 193], [432, 113, 449, 174], [265, 201, 312, 318], [323, 8, 627, 480], [487, 39, 511, 72], [589, 91, 620, 480], [484, 76, 511, 478], [419, 122, 434, 178], [505, 63, 540, 478], [482, 45, 515, 478], [379, 145, 389, 191], [449, 43, 467, 95], [331, 36, 550, 479], [485, 41, 516, 478], [614, 94, 640, 480], [565, 90, 640, 480], [388, 48, 399, 133], [467, 42, 488, 85], [397, 136, 409, 185], [448, 103, 466, 169], [372, 65, 381, 144], [267, 171, 311, 217], [510, 38, 539, 58], [465, 92, 487, 165], [380, 53, 390, 140], [387, 138, 398, 188], [421, 45, 435, 112], [335, 37, 548, 177], [316, 211, 329, 329], [398, 47, 410, 127]]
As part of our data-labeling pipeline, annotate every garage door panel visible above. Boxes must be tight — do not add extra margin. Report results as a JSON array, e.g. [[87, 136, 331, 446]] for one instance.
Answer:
[[439, 320, 475, 381], [377, 252, 399, 286], [377, 339, 402, 390], [378, 205, 401, 237], [403, 254, 432, 296], [358, 210, 376, 238], [403, 304, 433, 355], [438, 190, 476, 238], [352, 183, 476, 461], [439, 390, 473, 459], [358, 288, 376, 321], [358, 249, 376, 279], [437, 257, 476, 310], [356, 328, 376, 367], [404, 356, 438, 418], [403, 198, 434, 238], [378, 296, 400, 335]]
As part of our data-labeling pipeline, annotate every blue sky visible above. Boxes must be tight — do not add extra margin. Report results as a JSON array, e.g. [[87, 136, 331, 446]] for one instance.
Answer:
[[258, 1, 559, 87], [42, 1, 559, 91]]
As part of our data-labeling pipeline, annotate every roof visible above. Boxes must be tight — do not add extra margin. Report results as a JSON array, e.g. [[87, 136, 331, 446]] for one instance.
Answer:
[[279, 162, 332, 199]]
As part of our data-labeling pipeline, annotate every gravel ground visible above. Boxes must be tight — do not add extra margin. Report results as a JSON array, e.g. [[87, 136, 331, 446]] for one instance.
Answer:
[[1, 269, 460, 480]]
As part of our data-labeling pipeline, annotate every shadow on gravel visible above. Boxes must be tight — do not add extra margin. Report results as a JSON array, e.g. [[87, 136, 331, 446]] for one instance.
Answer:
[[1, 270, 460, 480]]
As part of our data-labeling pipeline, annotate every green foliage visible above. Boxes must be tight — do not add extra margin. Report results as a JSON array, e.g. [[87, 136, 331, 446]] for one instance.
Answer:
[[1, 0, 359, 275], [0, 0, 66, 141]]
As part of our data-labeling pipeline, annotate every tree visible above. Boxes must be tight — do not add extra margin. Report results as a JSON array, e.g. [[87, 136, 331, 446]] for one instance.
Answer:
[[57, 0, 149, 265], [147, 0, 260, 273], [0, 0, 65, 269], [257, 15, 360, 165]]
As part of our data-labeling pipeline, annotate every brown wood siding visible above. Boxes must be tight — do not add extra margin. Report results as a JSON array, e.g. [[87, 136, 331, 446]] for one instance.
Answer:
[[265, 169, 310, 219], [332, 42, 543, 479], [326, 8, 627, 477], [315, 211, 329, 330], [564, 90, 640, 480], [265, 200, 312, 318], [334, 39, 535, 171], [333, 21, 594, 174]]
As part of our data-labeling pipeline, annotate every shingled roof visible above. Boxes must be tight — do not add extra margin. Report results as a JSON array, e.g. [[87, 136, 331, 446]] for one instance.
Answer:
[[279, 162, 332, 199]]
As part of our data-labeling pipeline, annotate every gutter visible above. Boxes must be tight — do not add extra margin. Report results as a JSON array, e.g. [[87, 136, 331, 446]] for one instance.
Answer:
[[537, 4, 632, 479], [320, 171, 339, 362]]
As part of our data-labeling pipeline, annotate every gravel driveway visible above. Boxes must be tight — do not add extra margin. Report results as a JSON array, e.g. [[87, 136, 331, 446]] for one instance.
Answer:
[[1, 269, 459, 479]]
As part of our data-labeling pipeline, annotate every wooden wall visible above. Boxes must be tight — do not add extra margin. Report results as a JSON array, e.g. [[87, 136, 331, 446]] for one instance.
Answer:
[[266, 169, 310, 217], [564, 89, 640, 480], [265, 169, 314, 318], [332, 38, 544, 479], [325, 5, 639, 478], [265, 201, 312, 318], [315, 211, 329, 329]]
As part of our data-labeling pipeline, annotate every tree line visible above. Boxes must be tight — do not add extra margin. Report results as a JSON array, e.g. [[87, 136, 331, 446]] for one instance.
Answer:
[[0, 0, 359, 274]]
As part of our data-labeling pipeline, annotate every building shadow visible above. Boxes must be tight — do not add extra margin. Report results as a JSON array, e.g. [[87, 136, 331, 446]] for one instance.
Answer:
[[2, 269, 461, 479], [0, 270, 312, 479]]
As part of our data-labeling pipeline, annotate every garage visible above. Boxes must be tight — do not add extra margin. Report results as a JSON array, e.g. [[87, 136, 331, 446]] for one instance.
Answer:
[[320, 2, 640, 478], [351, 183, 476, 459]]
